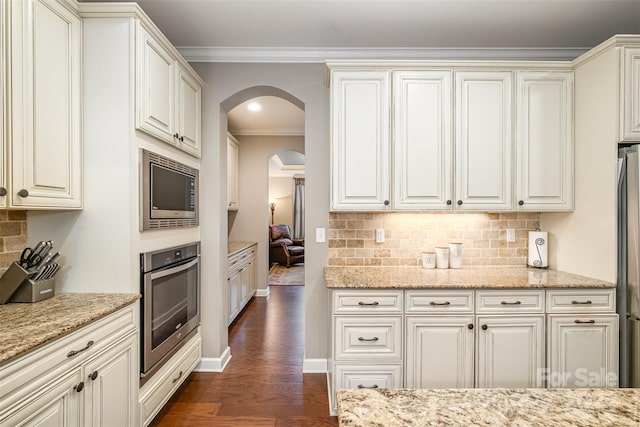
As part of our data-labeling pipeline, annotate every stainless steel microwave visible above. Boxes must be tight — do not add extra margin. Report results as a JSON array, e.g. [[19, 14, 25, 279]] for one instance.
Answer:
[[140, 149, 199, 230]]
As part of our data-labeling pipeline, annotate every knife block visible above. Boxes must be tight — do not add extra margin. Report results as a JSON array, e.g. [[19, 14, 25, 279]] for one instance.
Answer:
[[0, 262, 37, 304], [11, 277, 55, 303]]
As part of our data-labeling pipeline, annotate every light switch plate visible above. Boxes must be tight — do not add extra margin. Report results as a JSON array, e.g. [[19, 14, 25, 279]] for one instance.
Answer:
[[375, 228, 385, 243], [506, 228, 516, 243], [316, 228, 326, 243]]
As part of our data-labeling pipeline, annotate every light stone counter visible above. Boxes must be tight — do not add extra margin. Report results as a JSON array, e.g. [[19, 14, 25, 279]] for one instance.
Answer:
[[228, 241, 257, 256], [325, 266, 614, 289], [0, 293, 140, 365], [337, 388, 640, 427]]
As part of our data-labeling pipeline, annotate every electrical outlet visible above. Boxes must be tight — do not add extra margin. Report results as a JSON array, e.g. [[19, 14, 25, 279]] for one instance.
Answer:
[[506, 228, 516, 243], [375, 228, 385, 243], [315, 228, 326, 243]]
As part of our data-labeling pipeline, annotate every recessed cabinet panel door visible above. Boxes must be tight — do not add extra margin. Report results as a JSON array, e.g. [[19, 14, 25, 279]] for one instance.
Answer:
[[476, 315, 544, 388], [177, 68, 201, 157], [548, 314, 618, 388], [331, 71, 390, 210], [137, 26, 175, 144], [10, 0, 82, 208], [455, 72, 513, 210], [0, 0, 5, 208], [394, 71, 452, 210], [622, 47, 640, 141], [516, 71, 573, 211], [405, 316, 474, 388]]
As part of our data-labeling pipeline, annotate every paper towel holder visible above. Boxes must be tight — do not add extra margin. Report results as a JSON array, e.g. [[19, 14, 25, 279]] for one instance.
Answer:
[[528, 228, 549, 269]]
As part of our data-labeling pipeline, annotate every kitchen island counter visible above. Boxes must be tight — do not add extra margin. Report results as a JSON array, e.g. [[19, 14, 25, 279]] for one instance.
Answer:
[[325, 266, 613, 289], [0, 293, 140, 365], [337, 388, 640, 427]]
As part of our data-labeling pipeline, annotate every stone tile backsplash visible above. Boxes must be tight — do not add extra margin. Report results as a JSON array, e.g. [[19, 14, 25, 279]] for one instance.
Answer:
[[328, 212, 540, 267], [0, 210, 28, 273]]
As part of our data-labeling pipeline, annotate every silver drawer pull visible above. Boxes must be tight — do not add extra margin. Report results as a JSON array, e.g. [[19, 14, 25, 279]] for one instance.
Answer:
[[500, 301, 522, 305], [358, 337, 379, 342], [67, 340, 95, 358], [429, 301, 451, 306], [358, 301, 379, 306], [357, 384, 379, 389], [571, 300, 593, 305], [574, 320, 596, 324]]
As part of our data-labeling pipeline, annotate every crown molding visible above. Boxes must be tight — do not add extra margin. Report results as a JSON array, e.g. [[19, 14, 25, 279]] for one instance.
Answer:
[[229, 129, 305, 137], [178, 46, 590, 63]]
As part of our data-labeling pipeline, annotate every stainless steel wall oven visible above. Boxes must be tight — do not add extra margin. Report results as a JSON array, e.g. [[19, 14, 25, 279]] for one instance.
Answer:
[[140, 242, 200, 384]]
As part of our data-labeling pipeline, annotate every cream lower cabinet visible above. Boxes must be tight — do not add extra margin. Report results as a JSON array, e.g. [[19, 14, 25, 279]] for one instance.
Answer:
[[0, 303, 139, 427], [5, 0, 82, 209], [228, 243, 257, 325], [546, 289, 618, 388], [476, 315, 545, 387]]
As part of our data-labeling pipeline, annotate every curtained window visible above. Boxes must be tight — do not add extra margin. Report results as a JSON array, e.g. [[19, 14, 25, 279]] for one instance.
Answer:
[[292, 176, 305, 240]]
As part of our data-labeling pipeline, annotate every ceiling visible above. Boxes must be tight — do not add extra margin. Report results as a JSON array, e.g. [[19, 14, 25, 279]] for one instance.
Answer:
[[228, 96, 304, 137]]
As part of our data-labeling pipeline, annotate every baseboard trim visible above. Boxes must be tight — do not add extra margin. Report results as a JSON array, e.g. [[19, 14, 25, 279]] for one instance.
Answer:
[[303, 358, 328, 373], [195, 346, 231, 372], [256, 287, 270, 297]]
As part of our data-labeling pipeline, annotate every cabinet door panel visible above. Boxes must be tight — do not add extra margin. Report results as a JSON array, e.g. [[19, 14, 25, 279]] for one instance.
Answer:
[[622, 47, 640, 141], [455, 72, 512, 210], [406, 316, 474, 388], [394, 71, 452, 210], [476, 315, 544, 388], [548, 314, 618, 388], [177, 68, 201, 157], [516, 71, 573, 210], [10, 0, 82, 208], [331, 71, 391, 210], [0, 369, 82, 427], [137, 26, 175, 144], [85, 334, 138, 427], [227, 135, 239, 210]]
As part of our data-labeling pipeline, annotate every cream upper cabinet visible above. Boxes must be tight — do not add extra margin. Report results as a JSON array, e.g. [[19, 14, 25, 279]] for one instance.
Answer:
[[331, 70, 391, 210], [393, 71, 453, 210], [176, 67, 202, 156], [516, 71, 574, 211], [227, 135, 239, 210], [622, 47, 640, 141], [8, 0, 82, 209], [137, 24, 202, 157], [455, 71, 513, 211]]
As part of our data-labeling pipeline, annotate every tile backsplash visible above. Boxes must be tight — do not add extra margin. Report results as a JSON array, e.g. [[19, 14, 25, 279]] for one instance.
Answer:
[[0, 210, 28, 273], [328, 212, 540, 267]]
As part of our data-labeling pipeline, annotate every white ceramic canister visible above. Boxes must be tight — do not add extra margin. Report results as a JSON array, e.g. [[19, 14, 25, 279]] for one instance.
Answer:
[[448, 242, 463, 269], [421, 251, 436, 269], [435, 246, 449, 269]]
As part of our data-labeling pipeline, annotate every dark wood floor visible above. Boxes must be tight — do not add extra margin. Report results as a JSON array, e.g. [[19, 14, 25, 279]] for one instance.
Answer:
[[150, 285, 338, 426]]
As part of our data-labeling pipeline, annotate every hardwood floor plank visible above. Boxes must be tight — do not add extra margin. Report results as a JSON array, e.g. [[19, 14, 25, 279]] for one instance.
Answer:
[[150, 285, 338, 426]]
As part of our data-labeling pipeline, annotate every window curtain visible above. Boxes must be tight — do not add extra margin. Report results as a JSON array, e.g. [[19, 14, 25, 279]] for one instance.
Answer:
[[293, 177, 305, 240]]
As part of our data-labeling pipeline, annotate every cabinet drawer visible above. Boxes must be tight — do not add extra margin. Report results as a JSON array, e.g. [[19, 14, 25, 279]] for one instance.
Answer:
[[334, 316, 402, 361], [228, 245, 257, 274], [546, 289, 615, 313], [476, 290, 544, 313], [140, 331, 202, 426], [334, 364, 403, 390], [405, 290, 474, 313], [333, 290, 403, 314], [0, 303, 137, 411]]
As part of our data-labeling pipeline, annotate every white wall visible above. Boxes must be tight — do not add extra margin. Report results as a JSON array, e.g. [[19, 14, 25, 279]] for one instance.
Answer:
[[270, 177, 295, 228], [229, 136, 304, 290], [540, 47, 619, 282], [192, 63, 329, 363]]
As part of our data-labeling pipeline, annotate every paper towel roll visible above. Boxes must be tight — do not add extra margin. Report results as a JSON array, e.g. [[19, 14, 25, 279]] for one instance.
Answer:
[[528, 231, 548, 268]]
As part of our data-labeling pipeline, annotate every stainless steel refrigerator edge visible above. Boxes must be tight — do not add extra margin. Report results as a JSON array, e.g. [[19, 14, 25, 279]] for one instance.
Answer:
[[617, 145, 640, 387]]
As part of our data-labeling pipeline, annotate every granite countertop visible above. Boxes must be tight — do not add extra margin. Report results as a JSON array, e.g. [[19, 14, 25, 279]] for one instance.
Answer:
[[228, 241, 257, 256], [0, 293, 140, 365], [325, 266, 614, 289], [337, 388, 640, 427]]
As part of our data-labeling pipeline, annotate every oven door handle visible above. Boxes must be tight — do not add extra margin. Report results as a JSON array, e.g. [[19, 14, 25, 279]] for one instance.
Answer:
[[149, 257, 199, 281]]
